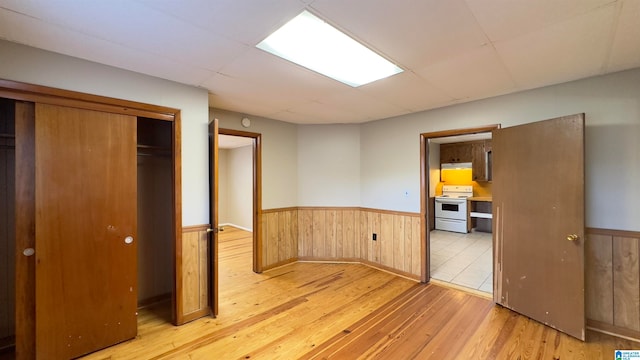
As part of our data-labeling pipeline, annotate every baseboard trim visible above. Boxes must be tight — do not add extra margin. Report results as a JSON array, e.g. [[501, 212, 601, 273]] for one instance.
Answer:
[[182, 224, 210, 232], [296, 257, 421, 282], [138, 292, 172, 309], [261, 258, 298, 272], [587, 319, 640, 343], [220, 223, 252, 232]]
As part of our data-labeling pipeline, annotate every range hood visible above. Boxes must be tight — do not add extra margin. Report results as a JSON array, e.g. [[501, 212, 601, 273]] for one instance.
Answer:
[[441, 162, 472, 170]]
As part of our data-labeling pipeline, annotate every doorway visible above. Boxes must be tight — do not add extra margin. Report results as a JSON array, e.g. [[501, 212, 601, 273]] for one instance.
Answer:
[[420, 125, 499, 296], [208, 125, 262, 317], [218, 134, 255, 232]]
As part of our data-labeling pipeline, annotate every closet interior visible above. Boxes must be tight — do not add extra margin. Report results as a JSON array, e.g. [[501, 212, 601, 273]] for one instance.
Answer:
[[0, 100, 176, 357], [136, 117, 174, 315], [0, 98, 15, 354]]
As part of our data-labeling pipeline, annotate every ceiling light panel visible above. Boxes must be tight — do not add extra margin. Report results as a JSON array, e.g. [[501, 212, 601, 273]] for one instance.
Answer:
[[257, 10, 403, 87]]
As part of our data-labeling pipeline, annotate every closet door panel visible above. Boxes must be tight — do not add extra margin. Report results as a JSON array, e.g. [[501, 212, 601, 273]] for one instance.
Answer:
[[0, 100, 16, 344], [34, 104, 137, 359], [15, 101, 35, 359]]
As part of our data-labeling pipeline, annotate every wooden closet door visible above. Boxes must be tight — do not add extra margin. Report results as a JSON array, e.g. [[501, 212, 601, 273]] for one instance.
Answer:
[[34, 104, 137, 358]]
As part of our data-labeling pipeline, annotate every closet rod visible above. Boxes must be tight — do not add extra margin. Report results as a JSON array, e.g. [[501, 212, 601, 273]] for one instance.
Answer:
[[137, 152, 171, 158]]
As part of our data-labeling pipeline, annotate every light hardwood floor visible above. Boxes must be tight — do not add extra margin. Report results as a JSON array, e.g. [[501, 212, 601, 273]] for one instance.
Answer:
[[74, 227, 637, 359]]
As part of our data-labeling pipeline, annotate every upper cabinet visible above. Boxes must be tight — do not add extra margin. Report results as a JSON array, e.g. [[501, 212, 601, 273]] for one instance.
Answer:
[[440, 142, 472, 163], [439, 139, 492, 182], [472, 139, 492, 182]]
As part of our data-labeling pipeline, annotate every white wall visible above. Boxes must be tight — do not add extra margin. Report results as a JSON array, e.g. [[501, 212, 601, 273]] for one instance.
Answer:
[[225, 145, 253, 230], [211, 109, 298, 209], [212, 68, 639, 232], [0, 40, 210, 226], [218, 149, 229, 225], [3, 41, 637, 231], [297, 125, 360, 206], [360, 68, 640, 231]]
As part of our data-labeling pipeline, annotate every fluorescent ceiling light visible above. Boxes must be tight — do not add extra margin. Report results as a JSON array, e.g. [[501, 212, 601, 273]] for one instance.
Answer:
[[257, 10, 403, 87]]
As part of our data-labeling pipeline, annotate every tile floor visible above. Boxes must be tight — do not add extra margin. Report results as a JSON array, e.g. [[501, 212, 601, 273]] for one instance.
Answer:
[[429, 229, 493, 294]]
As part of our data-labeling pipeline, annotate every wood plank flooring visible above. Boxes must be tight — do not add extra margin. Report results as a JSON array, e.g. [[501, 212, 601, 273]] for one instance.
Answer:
[[76, 227, 639, 359]]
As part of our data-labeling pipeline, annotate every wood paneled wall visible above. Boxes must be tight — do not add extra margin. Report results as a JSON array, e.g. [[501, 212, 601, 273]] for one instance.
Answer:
[[262, 208, 298, 269], [181, 226, 209, 316], [586, 228, 640, 339], [359, 209, 421, 277], [297, 208, 360, 261], [263, 207, 421, 279]]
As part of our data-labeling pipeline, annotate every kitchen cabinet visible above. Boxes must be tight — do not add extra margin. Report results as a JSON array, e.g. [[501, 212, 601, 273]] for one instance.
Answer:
[[440, 142, 472, 163], [467, 197, 492, 233], [472, 139, 492, 182]]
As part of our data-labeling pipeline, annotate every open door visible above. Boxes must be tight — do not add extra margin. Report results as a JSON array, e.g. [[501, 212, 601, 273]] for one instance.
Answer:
[[493, 114, 585, 340], [208, 118, 219, 316], [34, 104, 138, 358]]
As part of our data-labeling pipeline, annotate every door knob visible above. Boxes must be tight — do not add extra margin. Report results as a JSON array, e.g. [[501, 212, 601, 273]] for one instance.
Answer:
[[566, 234, 579, 242], [124, 236, 134, 244], [23, 248, 35, 256]]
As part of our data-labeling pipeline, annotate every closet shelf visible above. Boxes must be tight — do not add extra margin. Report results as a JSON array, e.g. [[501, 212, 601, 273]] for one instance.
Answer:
[[137, 144, 171, 157], [137, 144, 171, 150]]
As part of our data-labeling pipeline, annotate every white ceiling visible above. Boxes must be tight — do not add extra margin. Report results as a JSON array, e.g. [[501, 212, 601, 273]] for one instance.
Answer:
[[1, 0, 639, 125], [219, 134, 253, 149]]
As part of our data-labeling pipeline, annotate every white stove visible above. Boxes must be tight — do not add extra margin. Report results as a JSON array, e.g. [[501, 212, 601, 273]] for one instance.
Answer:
[[435, 185, 473, 233]]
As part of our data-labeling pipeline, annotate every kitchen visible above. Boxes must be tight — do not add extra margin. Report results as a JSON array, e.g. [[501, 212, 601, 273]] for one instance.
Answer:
[[429, 135, 494, 295]]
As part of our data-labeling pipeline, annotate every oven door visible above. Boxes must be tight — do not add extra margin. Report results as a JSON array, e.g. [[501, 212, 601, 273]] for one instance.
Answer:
[[435, 198, 467, 220]]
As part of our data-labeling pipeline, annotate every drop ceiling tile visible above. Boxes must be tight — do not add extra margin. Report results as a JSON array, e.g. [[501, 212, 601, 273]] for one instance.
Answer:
[[267, 109, 324, 124], [466, 0, 616, 42], [0, 9, 213, 86], [310, 0, 489, 69], [203, 72, 308, 113], [136, 0, 306, 46], [358, 71, 455, 113], [315, 88, 409, 123], [494, 4, 617, 89], [416, 44, 517, 101], [217, 47, 347, 99], [1, 1, 156, 41], [210, 93, 283, 122], [3, 1, 247, 72], [0, 9, 11, 40], [607, 0, 640, 72], [285, 100, 366, 124]]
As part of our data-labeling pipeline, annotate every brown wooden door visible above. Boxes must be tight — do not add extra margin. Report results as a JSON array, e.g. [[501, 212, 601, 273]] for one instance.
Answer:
[[208, 118, 219, 316], [492, 114, 585, 340], [34, 104, 137, 358]]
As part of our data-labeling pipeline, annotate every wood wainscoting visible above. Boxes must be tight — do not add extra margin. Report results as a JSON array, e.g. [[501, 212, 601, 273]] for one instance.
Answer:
[[262, 207, 421, 280], [586, 228, 640, 341], [261, 208, 299, 270], [181, 225, 210, 322]]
